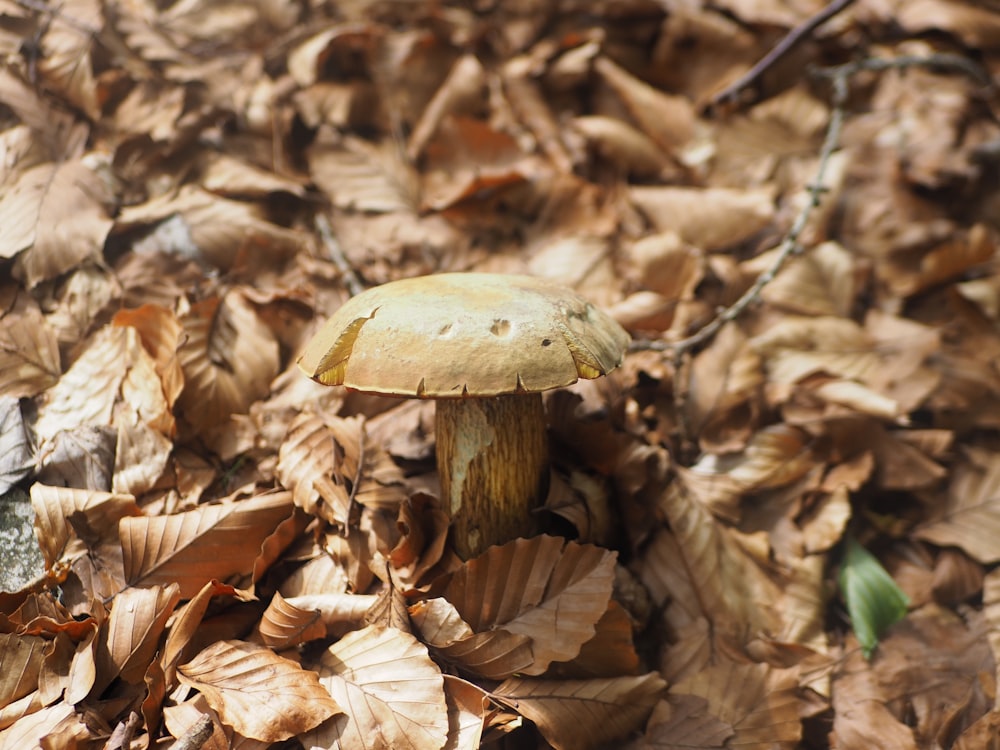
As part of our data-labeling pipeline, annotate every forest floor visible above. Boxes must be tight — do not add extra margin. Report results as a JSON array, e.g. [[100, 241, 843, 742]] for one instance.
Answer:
[[3, 0, 1000, 748]]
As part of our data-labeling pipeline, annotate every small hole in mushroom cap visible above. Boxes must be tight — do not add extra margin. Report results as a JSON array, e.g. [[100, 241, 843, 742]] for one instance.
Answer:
[[438, 323, 453, 337], [541, 338, 552, 346], [490, 319, 511, 337]]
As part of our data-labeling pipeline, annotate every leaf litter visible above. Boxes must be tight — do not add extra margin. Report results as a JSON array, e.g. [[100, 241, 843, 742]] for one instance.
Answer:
[[2, 0, 1000, 748]]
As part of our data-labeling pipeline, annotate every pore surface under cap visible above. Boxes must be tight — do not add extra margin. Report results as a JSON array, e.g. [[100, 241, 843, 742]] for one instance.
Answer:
[[297, 273, 629, 398]]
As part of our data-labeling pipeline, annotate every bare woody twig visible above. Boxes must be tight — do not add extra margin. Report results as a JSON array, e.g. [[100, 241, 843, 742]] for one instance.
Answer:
[[709, 0, 858, 109], [173, 714, 214, 750], [315, 213, 365, 297], [640, 51, 991, 446]]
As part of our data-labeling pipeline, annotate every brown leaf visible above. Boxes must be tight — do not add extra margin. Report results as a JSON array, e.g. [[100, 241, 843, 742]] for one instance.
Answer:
[[494, 672, 666, 750], [178, 639, 342, 742], [30, 484, 141, 570], [915, 446, 1000, 563], [36, 0, 101, 120], [34, 325, 171, 447], [0, 295, 60, 398], [176, 292, 280, 442], [670, 657, 802, 749], [277, 413, 407, 526], [0, 633, 46, 711], [630, 185, 774, 252], [258, 592, 374, 648], [4, 159, 114, 288], [120, 491, 295, 598], [305, 625, 449, 750], [92, 584, 181, 696], [434, 536, 616, 678], [641, 695, 735, 749], [0, 397, 32, 493]]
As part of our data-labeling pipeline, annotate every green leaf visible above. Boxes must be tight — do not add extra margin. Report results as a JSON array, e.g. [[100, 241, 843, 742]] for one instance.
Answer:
[[839, 536, 909, 658]]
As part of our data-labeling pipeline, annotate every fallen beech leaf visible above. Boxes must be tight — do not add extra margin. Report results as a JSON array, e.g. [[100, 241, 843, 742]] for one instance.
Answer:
[[93, 584, 181, 696], [629, 185, 774, 252], [304, 625, 449, 750], [751, 241, 856, 317], [120, 491, 295, 598], [35, 424, 116, 491], [36, 0, 101, 119], [442, 675, 490, 750], [641, 694, 735, 749], [494, 672, 666, 750], [34, 325, 172, 446], [915, 446, 1000, 563], [30, 484, 141, 570], [435, 536, 616, 678], [0, 297, 60, 398], [178, 639, 342, 742], [259, 592, 374, 648], [0, 633, 46, 711], [176, 292, 280, 441], [278, 413, 407, 526], [4, 158, 114, 288], [670, 657, 802, 749], [309, 134, 417, 214], [0, 397, 33, 494]]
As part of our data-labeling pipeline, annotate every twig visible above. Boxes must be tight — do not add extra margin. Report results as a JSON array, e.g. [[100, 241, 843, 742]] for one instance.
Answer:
[[104, 711, 141, 750], [635, 50, 992, 448], [710, 0, 858, 110], [173, 714, 214, 750], [315, 213, 365, 297]]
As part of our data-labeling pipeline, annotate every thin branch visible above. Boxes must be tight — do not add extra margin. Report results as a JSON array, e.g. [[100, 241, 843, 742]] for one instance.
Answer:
[[710, 0, 857, 110], [315, 213, 365, 297], [173, 714, 214, 750]]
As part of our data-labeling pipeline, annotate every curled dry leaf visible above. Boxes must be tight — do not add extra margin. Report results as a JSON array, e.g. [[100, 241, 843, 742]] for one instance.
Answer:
[[304, 624, 449, 750], [629, 185, 774, 252], [915, 446, 1000, 564], [668, 657, 802, 749], [0, 396, 34, 494], [494, 672, 666, 750], [176, 292, 280, 441], [0, 296, 60, 398], [30, 484, 141, 570], [37, 0, 101, 119], [278, 413, 407, 526], [92, 584, 181, 696], [259, 592, 375, 649], [120, 491, 295, 598], [177, 639, 342, 743], [3, 158, 114, 288], [431, 536, 616, 679], [34, 325, 172, 446]]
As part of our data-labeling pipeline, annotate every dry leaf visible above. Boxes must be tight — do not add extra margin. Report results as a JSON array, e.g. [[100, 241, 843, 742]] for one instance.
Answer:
[[0, 397, 33, 494], [120, 491, 295, 598], [178, 639, 342, 742], [433, 536, 616, 678], [3, 158, 114, 288], [494, 672, 666, 750], [278, 413, 407, 526], [304, 624, 449, 750], [915, 446, 1000, 563], [0, 295, 61, 398], [176, 292, 280, 442]]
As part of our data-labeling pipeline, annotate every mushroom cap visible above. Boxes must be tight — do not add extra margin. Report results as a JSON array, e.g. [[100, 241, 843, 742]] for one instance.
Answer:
[[297, 273, 630, 398]]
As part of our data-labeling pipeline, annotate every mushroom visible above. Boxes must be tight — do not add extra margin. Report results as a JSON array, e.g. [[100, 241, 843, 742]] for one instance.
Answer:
[[297, 273, 629, 559]]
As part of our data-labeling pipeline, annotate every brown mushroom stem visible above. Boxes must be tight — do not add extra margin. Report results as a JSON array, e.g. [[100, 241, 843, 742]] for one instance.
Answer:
[[436, 394, 548, 559]]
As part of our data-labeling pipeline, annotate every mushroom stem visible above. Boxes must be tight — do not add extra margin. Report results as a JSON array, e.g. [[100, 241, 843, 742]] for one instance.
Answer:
[[436, 394, 548, 559]]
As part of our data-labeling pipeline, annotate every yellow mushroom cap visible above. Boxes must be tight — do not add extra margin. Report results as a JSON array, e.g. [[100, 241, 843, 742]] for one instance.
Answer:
[[297, 273, 630, 398]]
